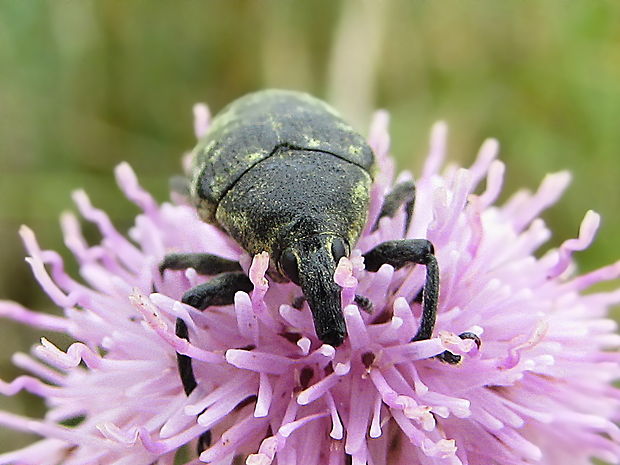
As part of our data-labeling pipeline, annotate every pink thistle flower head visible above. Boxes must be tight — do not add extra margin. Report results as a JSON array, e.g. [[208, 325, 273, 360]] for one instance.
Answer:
[[1, 94, 620, 465]]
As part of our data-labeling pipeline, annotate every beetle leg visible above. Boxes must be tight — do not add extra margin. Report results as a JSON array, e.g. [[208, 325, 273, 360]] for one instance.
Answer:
[[160, 252, 241, 276], [363, 238, 440, 335], [354, 294, 373, 313], [436, 332, 481, 364], [177, 271, 253, 394], [176, 271, 253, 454], [372, 179, 415, 231], [364, 239, 474, 364], [196, 430, 212, 457]]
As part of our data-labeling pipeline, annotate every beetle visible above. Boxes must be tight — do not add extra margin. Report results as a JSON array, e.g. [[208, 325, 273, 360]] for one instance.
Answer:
[[161, 90, 475, 421]]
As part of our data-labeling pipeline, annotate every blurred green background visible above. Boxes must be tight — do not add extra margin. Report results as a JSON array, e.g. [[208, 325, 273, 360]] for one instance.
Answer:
[[1, 0, 619, 453]]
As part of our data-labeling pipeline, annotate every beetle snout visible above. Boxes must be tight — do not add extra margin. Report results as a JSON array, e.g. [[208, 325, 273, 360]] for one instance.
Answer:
[[293, 235, 348, 348], [319, 328, 346, 347], [300, 264, 347, 348]]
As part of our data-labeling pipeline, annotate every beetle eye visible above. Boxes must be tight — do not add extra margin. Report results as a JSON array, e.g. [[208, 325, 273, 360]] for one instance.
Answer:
[[331, 237, 348, 263], [280, 248, 300, 285]]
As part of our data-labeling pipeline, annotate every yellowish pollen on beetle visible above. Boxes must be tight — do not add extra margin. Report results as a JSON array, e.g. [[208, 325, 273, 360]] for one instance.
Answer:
[[245, 151, 268, 163], [305, 137, 322, 148], [348, 145, 361, 155]]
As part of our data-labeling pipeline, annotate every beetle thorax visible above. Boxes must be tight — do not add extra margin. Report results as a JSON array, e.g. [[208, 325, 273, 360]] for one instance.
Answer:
[[214, 149, 371, 259]]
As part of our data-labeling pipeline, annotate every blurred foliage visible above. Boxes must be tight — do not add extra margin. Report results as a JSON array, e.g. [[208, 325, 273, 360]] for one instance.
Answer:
[[0, 0, 619, 452]]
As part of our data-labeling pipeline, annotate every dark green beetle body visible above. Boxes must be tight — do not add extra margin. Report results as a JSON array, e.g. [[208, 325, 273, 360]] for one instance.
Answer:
[[190, 90, 374, 345]]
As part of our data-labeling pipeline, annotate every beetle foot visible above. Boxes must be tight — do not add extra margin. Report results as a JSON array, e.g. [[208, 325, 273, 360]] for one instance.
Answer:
[[354, 294, 373, 313], [436, 332, 481, 364], [196, 430, 212, 455]]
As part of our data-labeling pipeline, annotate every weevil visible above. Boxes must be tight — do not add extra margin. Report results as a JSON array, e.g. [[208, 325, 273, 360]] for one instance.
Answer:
[[161, 91, 476, 449]]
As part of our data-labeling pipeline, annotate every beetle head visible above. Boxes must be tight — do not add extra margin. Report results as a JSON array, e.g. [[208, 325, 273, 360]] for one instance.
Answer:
[[277, 234, 350, 347]]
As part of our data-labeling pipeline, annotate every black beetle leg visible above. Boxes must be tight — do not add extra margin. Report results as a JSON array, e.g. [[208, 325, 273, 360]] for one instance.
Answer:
[[175, 271, 253, 454], [372, 179, 416, 231], [160, 252, 242, 276], [363, 239, 439, 342], [354, 294, 373, 313], [436, 332, 481, 364], [177, 272, 253, 394], [196, 430, 212, 457], [160, 253, 243, 392]]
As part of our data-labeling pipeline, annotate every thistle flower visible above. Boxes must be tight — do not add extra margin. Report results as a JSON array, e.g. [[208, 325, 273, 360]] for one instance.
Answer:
[[1, 105, 620, 465]]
